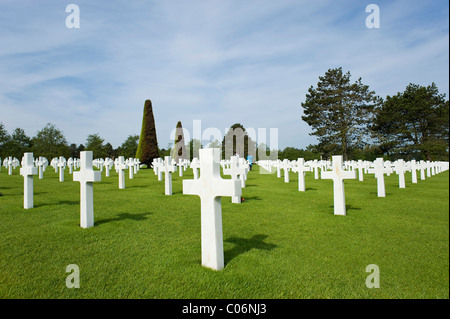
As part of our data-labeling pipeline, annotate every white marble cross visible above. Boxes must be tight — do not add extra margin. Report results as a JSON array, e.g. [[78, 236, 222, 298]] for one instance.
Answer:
[[7, 156, 13, 175], [321, 155, 356, 216], [67, 157, 74, 174], [73, 151, 101, 228], [20, 153, 38, 209], [58, 156, 66, 182], [104, 158, 113, 177], [419, 160, 426, 180], [311, 159, 320, 179], [135, 158, 140, 172], [292, 158, 311, 192], [410, 160, 418, 183], [183, 148, 241, 271], [356, 160, 365, 181], [394, 159, 409, 188], [368, 157, 392, 197], [37, 156, 48, 179], [99, 158, 105, 172], [116, 156, 127, 189], [222, 155, 243, 203], [425, 161, 431, 177], [190, 157, 200, 180], [133, 158, 138, 174], [178, 159, 184, 177], [238, 158, 248, 187], [162, 156, 176, 195], [280, 159, 291, 183], [127, 158, 134, 179], [50, 157, 59, 173], [155, 158, 164, 181], [384, 160, 392, 176], [275, 159, 281, 178]]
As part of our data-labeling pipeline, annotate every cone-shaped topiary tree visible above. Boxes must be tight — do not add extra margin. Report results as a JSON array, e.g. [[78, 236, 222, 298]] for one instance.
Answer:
[[222, 123, 256, 160], [136, 99, 159, 167], [172, 121, 188, 162]]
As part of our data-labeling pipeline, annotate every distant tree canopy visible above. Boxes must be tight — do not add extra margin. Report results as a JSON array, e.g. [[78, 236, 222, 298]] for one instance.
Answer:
[[300, 67, 449, 161], [121, 135, 139, 159], [136, 99, 159, 166], [85, 133, 108, 159], [0, 127, 32, 159], [31, 123, 70, 160], [278, 146, 321, 161], [301, 67, 380, 160], [372, 82, 449, 161]]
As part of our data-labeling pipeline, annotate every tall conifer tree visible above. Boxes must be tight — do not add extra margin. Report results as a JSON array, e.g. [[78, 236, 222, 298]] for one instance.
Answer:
[[301, 67, 379, 160], [172, 121, 188, 161], [136, 99, 159, 166]]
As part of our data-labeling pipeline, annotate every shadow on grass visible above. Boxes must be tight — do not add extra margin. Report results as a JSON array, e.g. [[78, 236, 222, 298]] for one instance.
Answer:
[[35, 200, 78, 207], [224, 234, 276, 265], [96, 212, 152, 226], [242, 196, 262, 202], [328, 205, 361, 211], [126, 185, 150, 189], [305, 188, 317, 191]]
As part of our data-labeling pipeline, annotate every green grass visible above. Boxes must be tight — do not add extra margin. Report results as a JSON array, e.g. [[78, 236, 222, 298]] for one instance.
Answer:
[[0, 164, 448, 299]]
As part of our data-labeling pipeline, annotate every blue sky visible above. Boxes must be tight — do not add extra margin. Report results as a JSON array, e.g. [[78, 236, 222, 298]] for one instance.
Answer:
[[0, 0, 448, 150]]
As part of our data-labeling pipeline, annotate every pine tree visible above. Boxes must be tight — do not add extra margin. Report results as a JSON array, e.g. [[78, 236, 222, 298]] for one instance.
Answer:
[[136, 99, 159, 166], [301, 67, 379, 160], [372, 83, 449, 160]]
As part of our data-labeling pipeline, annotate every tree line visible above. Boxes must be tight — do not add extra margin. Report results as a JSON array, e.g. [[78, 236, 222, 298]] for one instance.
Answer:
[[0, 123, 140, 161], [1, 68, 448, 163], [301, 67, 449, 161]]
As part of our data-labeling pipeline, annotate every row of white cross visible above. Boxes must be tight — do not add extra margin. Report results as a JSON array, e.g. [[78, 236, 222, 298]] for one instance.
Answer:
[[3, 154, 143, 183], [150, 155, 250, 199], [259, 158, 446, 182], [257, 157, 449, 216], [12, 150, 247, 271], [8, 151, 449, 272]]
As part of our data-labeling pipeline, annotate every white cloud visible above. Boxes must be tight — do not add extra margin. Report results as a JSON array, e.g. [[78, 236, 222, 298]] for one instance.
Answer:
[[0, 0, 448, 151]]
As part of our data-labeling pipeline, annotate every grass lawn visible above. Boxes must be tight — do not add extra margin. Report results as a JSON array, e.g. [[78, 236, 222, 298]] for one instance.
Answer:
[[0, 163, 448, 299]]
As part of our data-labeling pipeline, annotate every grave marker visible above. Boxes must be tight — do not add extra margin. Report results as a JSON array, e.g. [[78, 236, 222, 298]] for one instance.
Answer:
[[394, 159, 408, 188], [58, 156, 66, 182], [183, 148, 241, 271], [116, 156, 127, 189], [410, 160, 418, 184], [7, 156, 13, 175], [73, 151, 101, 228], [37, 157, 48, 179], [292, 158, 311, 192], [222, 155, 243, 203], [20, 153, 38, 209], [321, 155, 356, 216], [162, 156, 176, 195], [281, 159, 291, 183], [368, 157, 392, 197], [190, 157, 200, 180]]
